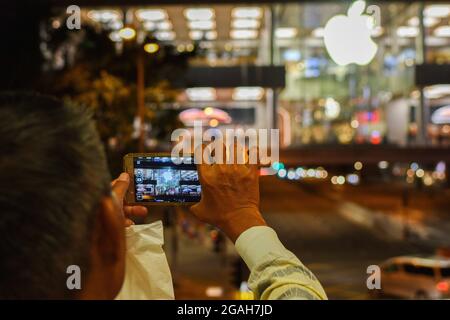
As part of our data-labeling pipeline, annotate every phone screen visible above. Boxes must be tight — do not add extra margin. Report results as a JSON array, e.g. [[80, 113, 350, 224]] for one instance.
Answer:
[[133, 155, 201, 203]]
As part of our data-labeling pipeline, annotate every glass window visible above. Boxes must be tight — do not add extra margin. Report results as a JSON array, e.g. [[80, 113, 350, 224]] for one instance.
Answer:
[[403, 264, 435, 277], [42, 2, 450, 146], [383, 263, 400, 273], [271, 2, 450, 147], [440, 267, 450, 278]]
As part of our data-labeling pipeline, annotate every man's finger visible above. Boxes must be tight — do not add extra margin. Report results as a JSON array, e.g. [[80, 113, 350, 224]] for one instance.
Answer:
[[111, 172, 130, 201], [195, 143, 211, 181], [190, 203, 201, 217], [194, 143, 206, 165], [196, 161, 209, 184], [124, 205, 148, 217], [125, 218, 135, 227], [247, 146, 260, 170]]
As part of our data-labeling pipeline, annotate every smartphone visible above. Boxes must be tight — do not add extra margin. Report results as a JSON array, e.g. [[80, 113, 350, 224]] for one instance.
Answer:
[[123, 153, 201, 205]]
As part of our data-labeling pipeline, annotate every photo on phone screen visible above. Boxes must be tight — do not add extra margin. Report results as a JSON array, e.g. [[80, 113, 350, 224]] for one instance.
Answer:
[[132, 155, 201, 204]]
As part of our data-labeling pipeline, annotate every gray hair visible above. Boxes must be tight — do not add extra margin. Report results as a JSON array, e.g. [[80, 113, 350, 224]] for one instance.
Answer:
[[0, 92, 111, 299]]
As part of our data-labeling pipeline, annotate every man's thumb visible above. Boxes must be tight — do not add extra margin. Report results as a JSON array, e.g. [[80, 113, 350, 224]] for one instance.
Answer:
[[112, 173, 130, 200], [190, 203, 201, 217]]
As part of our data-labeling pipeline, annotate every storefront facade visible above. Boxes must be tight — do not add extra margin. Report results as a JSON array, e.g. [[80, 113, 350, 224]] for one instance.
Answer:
[[41, 1, 450, 150]]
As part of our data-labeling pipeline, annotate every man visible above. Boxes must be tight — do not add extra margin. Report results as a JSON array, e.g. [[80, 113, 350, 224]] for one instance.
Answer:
[[0, 92, 326, 300]]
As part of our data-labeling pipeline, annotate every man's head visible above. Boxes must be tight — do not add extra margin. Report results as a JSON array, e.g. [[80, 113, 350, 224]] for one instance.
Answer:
[[0, 92, 125, 299]]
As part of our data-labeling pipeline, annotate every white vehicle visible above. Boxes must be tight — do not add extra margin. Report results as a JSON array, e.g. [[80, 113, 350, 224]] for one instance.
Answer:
[[379, 255, 450, 299]]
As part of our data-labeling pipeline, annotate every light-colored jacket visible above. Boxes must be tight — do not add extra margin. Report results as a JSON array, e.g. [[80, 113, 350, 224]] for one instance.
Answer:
[[235, 226, 327, 300]]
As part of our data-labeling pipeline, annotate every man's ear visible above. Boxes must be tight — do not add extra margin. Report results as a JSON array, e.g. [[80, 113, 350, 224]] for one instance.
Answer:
[[95, 196, 125, 263], [85, 196, 125, 299]]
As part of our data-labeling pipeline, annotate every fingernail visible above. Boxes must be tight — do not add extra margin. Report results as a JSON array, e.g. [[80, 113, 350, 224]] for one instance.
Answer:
[[118, 173, 129, 182]]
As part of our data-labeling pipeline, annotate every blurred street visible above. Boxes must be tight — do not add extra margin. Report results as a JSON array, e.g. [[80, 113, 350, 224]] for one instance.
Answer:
[[163, 176, 450, 299]]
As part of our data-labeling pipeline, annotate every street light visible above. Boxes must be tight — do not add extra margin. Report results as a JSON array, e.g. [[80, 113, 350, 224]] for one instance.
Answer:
[[144, 43, 159, 54], [118, 27, 136, 40]]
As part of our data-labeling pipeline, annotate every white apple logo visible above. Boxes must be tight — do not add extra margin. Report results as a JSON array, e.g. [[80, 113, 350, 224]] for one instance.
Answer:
[[323, 0, 378, 66]]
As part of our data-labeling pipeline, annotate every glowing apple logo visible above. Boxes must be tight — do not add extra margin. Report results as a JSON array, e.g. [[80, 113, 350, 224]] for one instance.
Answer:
[[323, 0, 378, 66]]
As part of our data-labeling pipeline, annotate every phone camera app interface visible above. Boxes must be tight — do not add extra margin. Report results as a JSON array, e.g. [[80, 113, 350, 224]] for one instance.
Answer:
[[134, 156, 201, 203]]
